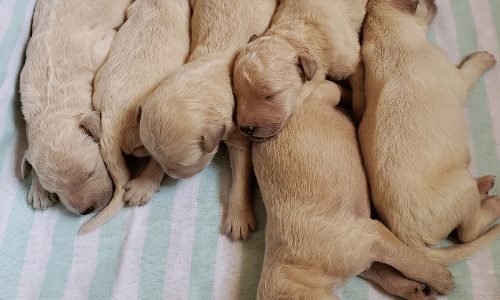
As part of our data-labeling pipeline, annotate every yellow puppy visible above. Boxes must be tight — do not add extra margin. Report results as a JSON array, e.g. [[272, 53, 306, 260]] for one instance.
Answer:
[[358, 0, 499, 263], [79, 0, 191, 234], [140, 0, 277, 240], [253, 81, 454, 299]]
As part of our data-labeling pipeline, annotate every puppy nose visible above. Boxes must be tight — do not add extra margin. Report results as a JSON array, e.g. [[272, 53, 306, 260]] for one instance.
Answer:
[[82, 207, 94, 215], [240, 126, 256, 136]]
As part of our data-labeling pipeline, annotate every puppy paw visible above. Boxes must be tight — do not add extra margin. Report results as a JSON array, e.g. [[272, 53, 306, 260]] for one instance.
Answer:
[[223, 205, 256, 240], [27, 181, 54, 210], [477, 175, 495, 197], [124, 178, 160, 206], [470, 51, 497, 69], [428, 268, 455, 295]]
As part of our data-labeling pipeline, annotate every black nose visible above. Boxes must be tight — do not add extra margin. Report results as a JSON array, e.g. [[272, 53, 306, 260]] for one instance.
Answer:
[[240, 126, 256, 136], [82, 207, 94, 215]]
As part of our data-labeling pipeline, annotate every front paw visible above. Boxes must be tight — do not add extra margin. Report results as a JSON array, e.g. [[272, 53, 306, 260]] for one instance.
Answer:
[[27, 181, 54, 210], [428, 267, 455, 295], [124, 178, 160, 206], [223, 203, 256, 240]]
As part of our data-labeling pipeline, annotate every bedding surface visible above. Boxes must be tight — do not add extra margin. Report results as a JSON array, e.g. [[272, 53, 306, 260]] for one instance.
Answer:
[[0, 0, 499, 299]]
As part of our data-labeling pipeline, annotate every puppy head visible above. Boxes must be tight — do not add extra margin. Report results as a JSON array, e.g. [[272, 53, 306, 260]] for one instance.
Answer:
[[139, 82, 227, 179], [24, 111, 113, 214], [233, 36, 316, 141]]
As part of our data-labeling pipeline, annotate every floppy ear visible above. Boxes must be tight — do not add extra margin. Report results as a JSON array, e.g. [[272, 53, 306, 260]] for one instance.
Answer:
[[392, 0, 419, 15], [248, 34, 258, 43], [21, 151, 32, 180], [78, 111, 101, 142], [299, 55, 318, 81], [201, 124, 226, 153]]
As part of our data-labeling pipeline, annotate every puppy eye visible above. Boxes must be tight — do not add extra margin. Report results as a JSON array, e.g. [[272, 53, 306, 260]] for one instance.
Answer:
[[265, 90, 283, 100]]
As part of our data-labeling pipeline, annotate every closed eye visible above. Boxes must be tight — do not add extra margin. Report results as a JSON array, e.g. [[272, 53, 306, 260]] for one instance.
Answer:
[[265, 90, 283, 100]]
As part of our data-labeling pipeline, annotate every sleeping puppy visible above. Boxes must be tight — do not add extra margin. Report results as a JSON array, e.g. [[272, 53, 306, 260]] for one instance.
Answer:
[[358, 0, 500, 264], [140, 0, 277, 240], [253, 80, 454, 299], [78, 0, 191, 235], [20, 0, 130, 214], [233, 0, 367, 141]]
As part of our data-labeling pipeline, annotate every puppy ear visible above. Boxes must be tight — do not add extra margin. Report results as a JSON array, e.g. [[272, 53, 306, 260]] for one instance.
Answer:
[[299, 55, 318, 81], [248, 34, 258, 43], [78, 111, 101, 142], [392, 0, 419, 15], [201, 124, 226, 153], [21, 151, 32, 180]]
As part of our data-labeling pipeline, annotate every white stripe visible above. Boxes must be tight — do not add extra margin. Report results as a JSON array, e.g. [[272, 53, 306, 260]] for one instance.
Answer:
[[0, 0, 36, 126], [15, 209, 59, 300], [0, 0, 16, 42], [62, 223, 100, 300], [434, 0, 460, 64], [111, 205, 151, 300], [367, 283, 392, 300], [0, 137, 26, 248], [211, 234, 243, 300], [162, 175, 201, 299], [469, 0, 500, 161], [467, 248, 500, 299]]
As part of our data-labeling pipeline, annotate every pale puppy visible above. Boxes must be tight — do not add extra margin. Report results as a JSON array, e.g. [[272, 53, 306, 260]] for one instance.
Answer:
[[233, 0, 367, 141], [358, 0, 500, 263], [20, 0, 130, 214], [140, 0, 277, 240], [253, 81, 454, 300], [78, 0, 191, 235]]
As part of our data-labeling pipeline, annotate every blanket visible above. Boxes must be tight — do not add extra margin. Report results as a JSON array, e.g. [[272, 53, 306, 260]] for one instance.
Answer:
[[0, 0, 499, 299]]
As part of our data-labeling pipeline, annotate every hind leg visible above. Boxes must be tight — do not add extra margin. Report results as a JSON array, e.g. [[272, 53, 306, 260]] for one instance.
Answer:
[[125, 158, 164, 206], [477, 175, 495, 200], [368, 221, 454, 295], [458, 195, 500, 242], [459, 51, 496, 95]]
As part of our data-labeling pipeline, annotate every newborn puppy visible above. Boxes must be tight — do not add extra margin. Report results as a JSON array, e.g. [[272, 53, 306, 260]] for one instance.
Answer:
[[140, 0, 277, 240], [359, 0, 499, 264], [20, 0, 130, 214], [233, 0, 367, 141], [253, 81, 454, 299], [78, 0, 191, 235]]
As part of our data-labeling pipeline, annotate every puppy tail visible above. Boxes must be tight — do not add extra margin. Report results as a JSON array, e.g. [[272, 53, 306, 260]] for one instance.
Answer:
[[78, 188, 125, 235], [422, 224, 500, 265]]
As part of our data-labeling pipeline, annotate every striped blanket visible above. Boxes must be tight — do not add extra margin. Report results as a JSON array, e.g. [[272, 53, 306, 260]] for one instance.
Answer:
[[0, 0, 499, 299]]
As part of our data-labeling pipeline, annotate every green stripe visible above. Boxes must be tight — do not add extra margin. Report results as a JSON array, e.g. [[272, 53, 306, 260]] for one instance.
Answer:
[[343, 277, 370, 300], [188, 154, 225, 299], [88, 209, 127, 298], [0, 184, 32, 298], [138, 177, 178, 299], [451, 0, 500, 295], [238, 192, 266, 300], [0, 0, 32, 85], [491, 0, 500, 46], [38, 212, 81, 298]]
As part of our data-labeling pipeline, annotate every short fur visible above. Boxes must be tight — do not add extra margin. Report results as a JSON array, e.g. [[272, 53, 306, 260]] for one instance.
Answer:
[[253, 81, 454, 299], [20, 0, 130, 214], [78, 0, 191, 235], [358, 0, 500, 264], [140, 0, 277, 240], [233, 0, 367, 140]]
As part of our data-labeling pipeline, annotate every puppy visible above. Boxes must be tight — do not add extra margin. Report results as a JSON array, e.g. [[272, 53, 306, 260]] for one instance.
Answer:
[[233, 0, 367, 141], [140, 0, 277, 240], [358, 0, 500, 264], [78, 0, 191, 235], [253, 80, 454, 299], [20, 0, 130, 214]]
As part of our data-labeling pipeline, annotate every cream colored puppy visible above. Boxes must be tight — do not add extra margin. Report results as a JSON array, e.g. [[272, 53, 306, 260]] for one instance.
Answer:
[[358, 0, 500, 264], [20, 0, 130, 214], [233, 0, 367, 141], [140, 0, 277, 240], [253, 81, 454, 299], [78, 0, 191, 235]]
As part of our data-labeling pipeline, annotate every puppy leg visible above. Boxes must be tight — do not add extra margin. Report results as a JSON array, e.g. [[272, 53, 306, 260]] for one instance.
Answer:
[[458, 195, 500, 243], [125, 158, 164, 206], [477, 175, 495, 200], [223, 132, 256, 240], [459, 51, 496, 95], [361, 263, 434, 300], [350, 61, 366, 124], [369, 221, 455, 295], [27, 172, 55, 210], [314, 80, 343, 107]]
